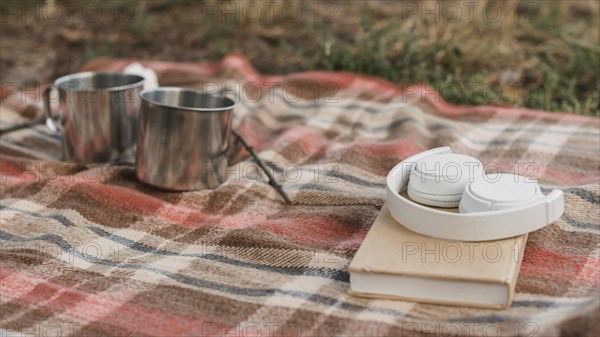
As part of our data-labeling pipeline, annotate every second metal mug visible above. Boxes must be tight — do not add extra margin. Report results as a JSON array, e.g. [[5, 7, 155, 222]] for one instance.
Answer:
[[44, 72, 145, 163], [136, 88, 235, 190]]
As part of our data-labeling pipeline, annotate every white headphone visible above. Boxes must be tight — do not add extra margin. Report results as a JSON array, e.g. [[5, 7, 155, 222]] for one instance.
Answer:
[[386, 147, 564, 241]]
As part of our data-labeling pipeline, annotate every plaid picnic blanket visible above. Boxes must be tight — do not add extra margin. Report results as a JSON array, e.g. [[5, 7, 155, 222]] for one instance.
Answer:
[[1, 54, 599, 337]]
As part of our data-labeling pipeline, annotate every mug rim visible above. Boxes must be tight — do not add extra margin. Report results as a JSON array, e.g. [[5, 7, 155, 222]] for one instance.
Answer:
[[140, 87, 237, 112], [54, 72, 145, 92]]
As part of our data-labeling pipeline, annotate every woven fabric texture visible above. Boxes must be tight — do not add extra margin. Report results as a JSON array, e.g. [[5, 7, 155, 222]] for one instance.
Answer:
[[1, 55, 599, 337]]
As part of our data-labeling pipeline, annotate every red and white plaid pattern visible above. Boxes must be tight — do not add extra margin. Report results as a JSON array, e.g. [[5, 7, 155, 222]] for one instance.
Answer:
[[1, 55, 599, 336]]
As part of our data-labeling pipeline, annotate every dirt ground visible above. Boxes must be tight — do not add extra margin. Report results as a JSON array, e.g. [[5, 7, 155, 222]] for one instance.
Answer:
[[1, 0, 598, 115], [2, 0, 348, 83]]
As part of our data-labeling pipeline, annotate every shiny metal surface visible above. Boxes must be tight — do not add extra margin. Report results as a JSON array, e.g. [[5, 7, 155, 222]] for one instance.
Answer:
[[136, 88, 235, 190], [44, 72, 144, 163]]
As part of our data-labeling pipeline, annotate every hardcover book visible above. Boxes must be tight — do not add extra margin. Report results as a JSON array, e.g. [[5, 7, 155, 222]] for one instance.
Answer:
[[348, 204, 527, 309]]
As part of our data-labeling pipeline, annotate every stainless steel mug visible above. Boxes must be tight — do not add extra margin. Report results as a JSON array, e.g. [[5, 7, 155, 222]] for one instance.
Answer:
[[44, 72, 145, 163], [136, 88, 235, 190]]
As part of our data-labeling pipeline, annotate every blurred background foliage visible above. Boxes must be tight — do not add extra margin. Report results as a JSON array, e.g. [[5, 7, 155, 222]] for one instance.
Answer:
[[1, 0, 598, 115]]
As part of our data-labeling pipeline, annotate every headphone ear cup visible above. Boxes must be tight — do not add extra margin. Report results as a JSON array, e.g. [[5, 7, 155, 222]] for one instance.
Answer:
[[407, 185, 462, 208], [459, 174, 544, 213], [407, 153, 484, 208]]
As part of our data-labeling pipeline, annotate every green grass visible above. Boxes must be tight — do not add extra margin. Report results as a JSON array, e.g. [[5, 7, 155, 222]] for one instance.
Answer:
[[4, 0, 597, 115], [314, 2, 599, 115], [186, 0, 598, 115]]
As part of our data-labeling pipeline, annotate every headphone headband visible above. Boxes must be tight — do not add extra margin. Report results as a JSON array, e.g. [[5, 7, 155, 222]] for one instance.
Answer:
[[386, 147, 564, 241]]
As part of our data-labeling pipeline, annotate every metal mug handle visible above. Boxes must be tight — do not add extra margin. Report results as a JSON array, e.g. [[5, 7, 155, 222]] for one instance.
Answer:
[[217, 87, 291, 204], [43, 84, 62, 134], [231, 129, 291, 205]]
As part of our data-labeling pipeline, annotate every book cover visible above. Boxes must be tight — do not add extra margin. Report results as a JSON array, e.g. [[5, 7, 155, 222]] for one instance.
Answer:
[[348, 204, 527, 309]]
